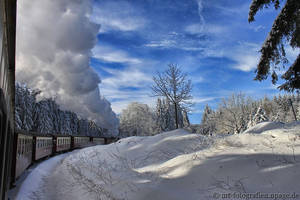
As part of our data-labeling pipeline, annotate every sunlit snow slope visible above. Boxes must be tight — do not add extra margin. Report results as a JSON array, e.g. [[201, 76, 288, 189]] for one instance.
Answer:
[[17, 122, 300, 200]]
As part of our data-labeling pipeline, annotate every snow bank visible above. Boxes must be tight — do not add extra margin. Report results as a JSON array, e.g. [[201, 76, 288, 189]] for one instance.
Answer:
[[243, 121, 285, 134], [16, 125, 300, 200], [15, 152, 73, 200]]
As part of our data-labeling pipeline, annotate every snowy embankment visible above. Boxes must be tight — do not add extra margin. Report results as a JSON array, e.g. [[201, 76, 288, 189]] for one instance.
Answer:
[[17, 122, 300, 200]]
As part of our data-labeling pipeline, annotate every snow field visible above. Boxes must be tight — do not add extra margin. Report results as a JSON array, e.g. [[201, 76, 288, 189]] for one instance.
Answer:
[[16, 122, 300, 200]]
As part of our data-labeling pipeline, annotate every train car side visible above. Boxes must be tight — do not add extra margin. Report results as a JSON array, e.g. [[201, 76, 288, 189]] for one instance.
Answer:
[[9, 131, 116, 189], [33, 135, 53, 161], [72, 136, 91, 148], [92, 137, 105, 145], [53, 135, 71, 153], [13, 132, 33, 181]]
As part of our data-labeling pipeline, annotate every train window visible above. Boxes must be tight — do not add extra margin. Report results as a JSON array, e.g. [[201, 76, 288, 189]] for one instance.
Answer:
[[22, 138, 24, 155], [27, 138, 30, 152], [26, 138, 28, 153], [25, 138, 26, 153], [23, 138, 25, 154], [21, 138, 24, 155], [17, 139, 20, 156]]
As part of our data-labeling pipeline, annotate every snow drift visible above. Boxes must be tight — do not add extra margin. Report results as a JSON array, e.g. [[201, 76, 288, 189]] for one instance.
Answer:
[[16, 122, 300, 200], [16, 0, 119, 134]]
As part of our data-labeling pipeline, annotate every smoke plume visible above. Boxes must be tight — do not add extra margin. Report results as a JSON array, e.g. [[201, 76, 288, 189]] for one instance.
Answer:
[[16, 0, 119, 135]]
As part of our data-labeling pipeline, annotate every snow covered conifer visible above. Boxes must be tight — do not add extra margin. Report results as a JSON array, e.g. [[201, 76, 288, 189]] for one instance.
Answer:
[[248, 0, 300, 92], [247, 106, 269, 128]]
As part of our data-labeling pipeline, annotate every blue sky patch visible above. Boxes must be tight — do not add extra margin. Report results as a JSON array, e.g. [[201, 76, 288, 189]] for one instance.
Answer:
[[90, 0, 298, 124]]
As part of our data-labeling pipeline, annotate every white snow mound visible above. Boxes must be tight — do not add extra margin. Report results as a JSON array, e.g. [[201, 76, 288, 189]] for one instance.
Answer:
[[243, 121, 284, 134], [17, 125, 300, 200]]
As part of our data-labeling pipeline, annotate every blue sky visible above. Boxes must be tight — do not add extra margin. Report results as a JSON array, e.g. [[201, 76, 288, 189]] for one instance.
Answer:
[[89, 0, 298, 124]]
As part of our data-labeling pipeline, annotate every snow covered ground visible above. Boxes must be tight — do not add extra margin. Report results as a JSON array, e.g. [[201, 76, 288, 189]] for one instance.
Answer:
[[14, 122, 300, 200]]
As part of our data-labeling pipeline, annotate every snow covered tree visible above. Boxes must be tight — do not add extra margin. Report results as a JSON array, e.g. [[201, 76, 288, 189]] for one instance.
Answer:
[[78, 118, 89, 136], [182, 110, 190, 127], [15, 83, 108, 136], [156, 98, 165, 132], [88, 120, 102, 136], [15, 83, 39, 131], [215, 93, 254, 134], [119, 102, 159, 137], [247, 106, 269, 128], [35, 99, 55, 134], [248, 0, 300, 92], [200, 105, 216, 135], [151, 64, 192, 129], [155, 98, 190, 131]]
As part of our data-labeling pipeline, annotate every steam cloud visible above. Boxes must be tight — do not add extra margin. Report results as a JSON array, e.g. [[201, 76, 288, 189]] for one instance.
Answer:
[[16, 0, 119, 135]]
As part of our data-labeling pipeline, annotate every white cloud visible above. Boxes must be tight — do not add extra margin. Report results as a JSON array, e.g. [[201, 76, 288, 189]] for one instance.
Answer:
[[99, 78, 156, 114], [195, 0, 205, 31], [145, 40, 177, 48], [144, 34, 206, 52], [229, 42, 260, 72], [101, 67, 152, 89], [16, 0, 119, 132], [250, 25, 266, 32], [233, 54, 259, 72], [92, 1, 146, 32], [231, 43, 299, 72], [192, 97, 216, 104], [185, 23, 227, 35], [92, 45, 141, 64], [285, 46, 299, 63], [198, 41, 260, 72], [110, 95, 156, 114]]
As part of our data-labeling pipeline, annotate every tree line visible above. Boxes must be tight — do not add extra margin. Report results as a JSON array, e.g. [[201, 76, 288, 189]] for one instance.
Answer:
[[193, 93, 300, 135], [15, 83, 107, 136]]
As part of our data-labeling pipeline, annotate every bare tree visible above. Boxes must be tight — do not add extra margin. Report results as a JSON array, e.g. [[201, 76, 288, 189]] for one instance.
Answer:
[[151, 64, 192, 129]]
